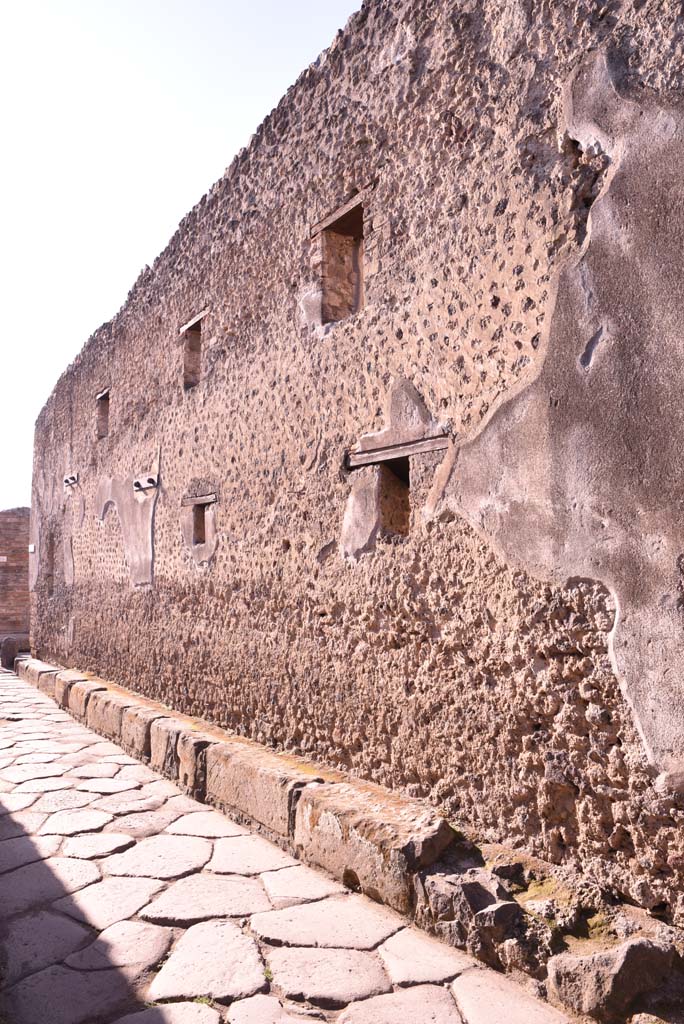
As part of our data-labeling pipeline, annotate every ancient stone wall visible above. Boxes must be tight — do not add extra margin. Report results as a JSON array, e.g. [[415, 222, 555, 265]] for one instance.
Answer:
[[0, 507, 30, 650], [30, 0, 684, 926]]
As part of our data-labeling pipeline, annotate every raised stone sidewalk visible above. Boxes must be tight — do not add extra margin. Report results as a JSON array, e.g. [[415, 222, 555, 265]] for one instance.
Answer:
[[0, 669, 571, 1024]]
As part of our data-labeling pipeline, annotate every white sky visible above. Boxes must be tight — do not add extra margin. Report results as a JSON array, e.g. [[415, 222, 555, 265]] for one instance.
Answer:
[[0, 0, 360, 512]]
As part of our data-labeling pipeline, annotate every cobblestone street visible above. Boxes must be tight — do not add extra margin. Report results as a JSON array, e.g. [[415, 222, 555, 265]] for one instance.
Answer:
[[0, 670, 569, 1024]]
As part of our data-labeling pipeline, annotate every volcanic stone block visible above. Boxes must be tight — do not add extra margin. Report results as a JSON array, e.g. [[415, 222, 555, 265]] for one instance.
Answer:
[[206, 741, 322, 839], [177, 729, 217, 799], [150, 717, 183, 778], [86, 690, 135, 742], [69, 680, 107, 721], [20, 658, 59, 687], [121, 704, 169, 761], [293, 781, 456, 914], [55, 669, 89, 709]]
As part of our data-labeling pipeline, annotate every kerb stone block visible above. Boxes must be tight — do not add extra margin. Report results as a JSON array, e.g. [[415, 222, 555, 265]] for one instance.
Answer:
[[293, 781, 456, 914], [121, 705, 170, 762], [55, 670, 89, 709], [177, 729, 218, 800], [69, 679, 108, 721], [206, 741, 323, 839], [86, 690, 135, 742]]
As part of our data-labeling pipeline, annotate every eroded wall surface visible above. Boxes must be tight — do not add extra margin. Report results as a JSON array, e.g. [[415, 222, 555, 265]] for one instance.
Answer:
[[0, 507, 30, 639], [30, 0, 684, 923]]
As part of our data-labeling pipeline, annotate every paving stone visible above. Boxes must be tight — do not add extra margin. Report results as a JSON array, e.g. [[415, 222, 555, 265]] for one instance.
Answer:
[[0, 809, 46, 840], [0, 762, 66, 783], [141, 872, 271, 924], [114, 1004, 221, 1024], [88, 740, 128, 756], [14, 752, 61, 765], [32, 789, 96, 812], [93, 791, 166, 815], [117, 762, 159, 784], [0, 792, 38, 814], [39, 808, 114, 835], [103, 806, 185, 837], [227, 995, 320, 1023], [77, 777, 141, 794], [0, 856, 101, 915], [66, 918, 173, 969], [208, 834, 298, 875], [55, 875, 165, 929], [148, 919, 266, 1001], [67, 762, 121, 778], [250, 893, 401, 949], [266, 946, 391, 1007], [260, 864, 346, 909], [451, 968, 571, 1023], [1, 963, 138, 1024], [0, 777, 16, 792], [62, 831, 135, 858], [166, 810, 249, 837], [338, 984, 463, 1023], [0, 834, 62, 873], [103, 753, 141, 765], [378, 927, 474, 985], [0, 908, 94, 986], [14, 775, 76, 793], [104, 833, 213, 878]]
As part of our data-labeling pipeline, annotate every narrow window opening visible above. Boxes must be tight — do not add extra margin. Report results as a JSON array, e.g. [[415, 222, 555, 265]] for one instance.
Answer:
[[321, 202, 364, 324], [192, 503, 206, 546], [379, 457, 410, 538], [183, 324, 202, 390], [46, 533, 55, 597], [96, 391, 110, 439]]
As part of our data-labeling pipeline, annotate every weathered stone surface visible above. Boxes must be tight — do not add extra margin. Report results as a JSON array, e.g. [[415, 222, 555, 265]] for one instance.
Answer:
[[176, 728, 216, 799], [40, 808, 113, 835], [150, 716, 182, 776], [103, 806, 184, 837], [0, 809, 47, 838], [208, 834, 298, 875], [93, 791, 165, 816], [0, 833, 61, 873], [452, 968, 570, 1024], [104, 833, 212, 878], [66, 919, 173, 970], [14, 775, 75, 793], [77, 777, 140, 793], [0, 762, 65, 783], [294, 781, 455, 914], [378, 927, 477, 986], [0, 792, 37, 814], [546, 938, 674, 1021], [0, 857, 101, 915], [1, 963, 137, 1024], [69, 679, 107, 720], [227, 996, 315, 1023], [251, 893, 401, 949], [68, 762, 121, 778], [32, 789, 95, 812], [121, 704, 169, 761], [0, 908, 93, 986], [338, 984, 463, 1023], [260, 863, 346, 909], [166, 810, 248, 837], [266, 946, 391, 1007], [56, 875, 164, 929], [114, 1006, 221, 1024], [147, 920, 265, 1001], [22, 659, 59, 688], [54, 669, 88, 709], [86, 690, 135, 742], [141, 872, 271, 923], [206, 741, 320, 838], [62, 831, 135, 858]]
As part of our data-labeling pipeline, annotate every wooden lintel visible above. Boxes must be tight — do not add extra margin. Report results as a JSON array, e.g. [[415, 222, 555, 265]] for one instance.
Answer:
[[347, 435, 450, 469], [310, 185, 372, 238], [181, 493, 217, 507], [179, 308, 209, 336]]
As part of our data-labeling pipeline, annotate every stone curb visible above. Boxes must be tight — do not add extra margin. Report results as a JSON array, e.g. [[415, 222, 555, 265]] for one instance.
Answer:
[[15, 656, 456, 917]]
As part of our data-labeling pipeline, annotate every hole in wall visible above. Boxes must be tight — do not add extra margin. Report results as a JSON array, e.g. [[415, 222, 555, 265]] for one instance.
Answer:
[[96, 391, 110, 439], [379, 456, 410, 538], [192, 503, 206, 546], [321, 203, 364, 324], [183, 323, 202, 390]]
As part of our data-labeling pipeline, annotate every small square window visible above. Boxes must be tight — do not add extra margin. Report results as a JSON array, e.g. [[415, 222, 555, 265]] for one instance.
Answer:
[[321, 203, 364, 324]]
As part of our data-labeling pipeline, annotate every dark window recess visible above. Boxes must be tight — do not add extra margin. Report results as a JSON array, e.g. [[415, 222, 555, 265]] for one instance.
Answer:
[[379, 457, 410, 538], [96, 391, 110, 439], [192, 503, 207, 546], [183, 323, 202, 389], [321, 203, 364, 324], [46, 533, 55, 597]]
